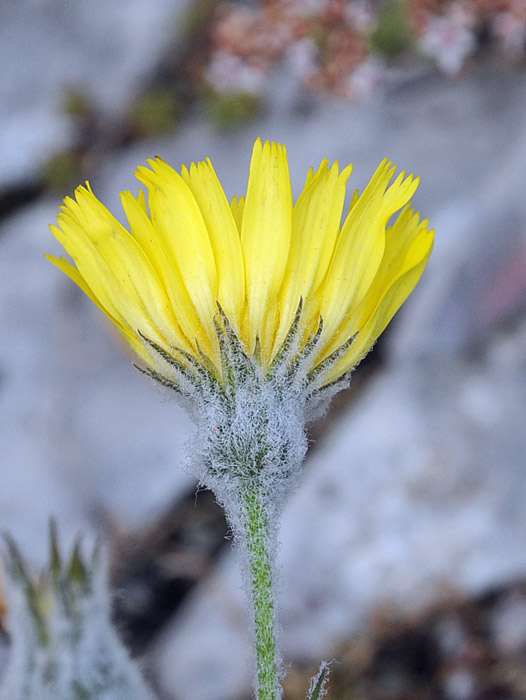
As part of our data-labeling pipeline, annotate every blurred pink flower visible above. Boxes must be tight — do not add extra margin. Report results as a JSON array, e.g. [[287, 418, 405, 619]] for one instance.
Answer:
[[492, 11, 526, 54], [420, 8, 477, 75], [285, 38, 318, 83], [207, 50, 267, 95], [346, 59, 382, 99]]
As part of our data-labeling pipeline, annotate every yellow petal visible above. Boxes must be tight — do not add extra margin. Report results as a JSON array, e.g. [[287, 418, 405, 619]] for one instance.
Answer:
[[51, 187, 179, 349], [46, 253, 151, 363], [354, 207, 433, 335], [323, 215, 434, 381], [136, 158, 218, 348], [319, 160, 419, 340], [241, 139, 293, 358], [120, 190, 201, 355], [180, 159, 245, 326], [303, 160, 325, 189], [273, 160, 352, 356], [319, 205, 425, 355], [48, 142, 433, 392], [49, 221, 125, 327]]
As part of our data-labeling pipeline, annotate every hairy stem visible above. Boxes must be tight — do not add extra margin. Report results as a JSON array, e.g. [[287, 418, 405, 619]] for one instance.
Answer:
[[240, 483, 280, 700]]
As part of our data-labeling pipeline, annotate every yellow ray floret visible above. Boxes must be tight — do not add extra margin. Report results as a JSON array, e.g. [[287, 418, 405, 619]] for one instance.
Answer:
[[241, 139, 293, 355], [48, 138, 433, 387]]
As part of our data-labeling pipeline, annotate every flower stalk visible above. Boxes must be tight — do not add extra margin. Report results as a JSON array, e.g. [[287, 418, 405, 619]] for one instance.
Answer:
[[241, 482, 280, 700]]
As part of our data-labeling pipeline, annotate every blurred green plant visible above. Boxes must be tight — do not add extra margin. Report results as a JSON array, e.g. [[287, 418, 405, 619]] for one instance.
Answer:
[[180, 0, 217, 42], [43, 151, 84, 193], [370, 0, 415, 58], [61, 87, 96, 121], [130, 89, 184, 137], [204, 90, 261, 130]]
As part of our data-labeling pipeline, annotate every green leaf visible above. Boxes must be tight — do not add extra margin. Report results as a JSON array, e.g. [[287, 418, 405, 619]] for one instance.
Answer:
[[308, 661, 331, 700]]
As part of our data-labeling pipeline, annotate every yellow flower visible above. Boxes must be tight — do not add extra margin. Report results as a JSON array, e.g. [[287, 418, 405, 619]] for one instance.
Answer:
[[47, 138, 433, 389]]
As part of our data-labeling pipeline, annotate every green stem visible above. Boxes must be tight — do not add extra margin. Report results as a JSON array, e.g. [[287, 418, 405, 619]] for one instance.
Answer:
[[241, 483, 279, 700]]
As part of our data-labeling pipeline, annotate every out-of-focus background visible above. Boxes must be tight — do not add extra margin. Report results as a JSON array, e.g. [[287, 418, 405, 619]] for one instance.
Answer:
[[1, 1, 526, 698]]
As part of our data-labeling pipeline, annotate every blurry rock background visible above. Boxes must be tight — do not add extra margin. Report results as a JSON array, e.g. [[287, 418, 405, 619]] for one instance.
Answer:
[[1, 1, 526, 699]]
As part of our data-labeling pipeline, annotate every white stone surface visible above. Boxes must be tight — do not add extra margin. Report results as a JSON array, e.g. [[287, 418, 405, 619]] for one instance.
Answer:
[[0, 0, 190, 188], [154, 556, 252, 700]]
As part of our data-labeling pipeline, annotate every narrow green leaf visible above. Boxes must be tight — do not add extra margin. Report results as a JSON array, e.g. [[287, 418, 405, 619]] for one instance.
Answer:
[[49, 518, 61, 580], [308, 661, 331, 700], [68, 537, 87, 585]]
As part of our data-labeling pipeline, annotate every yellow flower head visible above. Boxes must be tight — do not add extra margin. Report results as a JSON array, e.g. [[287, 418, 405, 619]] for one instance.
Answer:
[[48, 138, 433, 394]]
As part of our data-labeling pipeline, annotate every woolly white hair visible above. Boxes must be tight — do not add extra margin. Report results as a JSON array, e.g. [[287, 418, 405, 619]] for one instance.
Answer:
[[139, 301, 355, 524]]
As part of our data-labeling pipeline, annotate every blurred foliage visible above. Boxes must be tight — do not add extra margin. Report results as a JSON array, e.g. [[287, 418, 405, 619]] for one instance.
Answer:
[[130, 89, 184, 137], [370, 0, 415, 58], [61, 87, 95, 121], [204, 90, 261, 131], [43, 151, 84, 192], [180, 0, 218, 42]]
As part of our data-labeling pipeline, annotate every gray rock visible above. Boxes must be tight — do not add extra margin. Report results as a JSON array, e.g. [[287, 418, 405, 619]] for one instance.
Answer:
[[0, 0, 190, 188]]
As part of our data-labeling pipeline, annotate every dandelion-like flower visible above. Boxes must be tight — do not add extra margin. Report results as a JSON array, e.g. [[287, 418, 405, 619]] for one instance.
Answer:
[[48, 138, 433, 700], [48, 138, 432, 397]]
